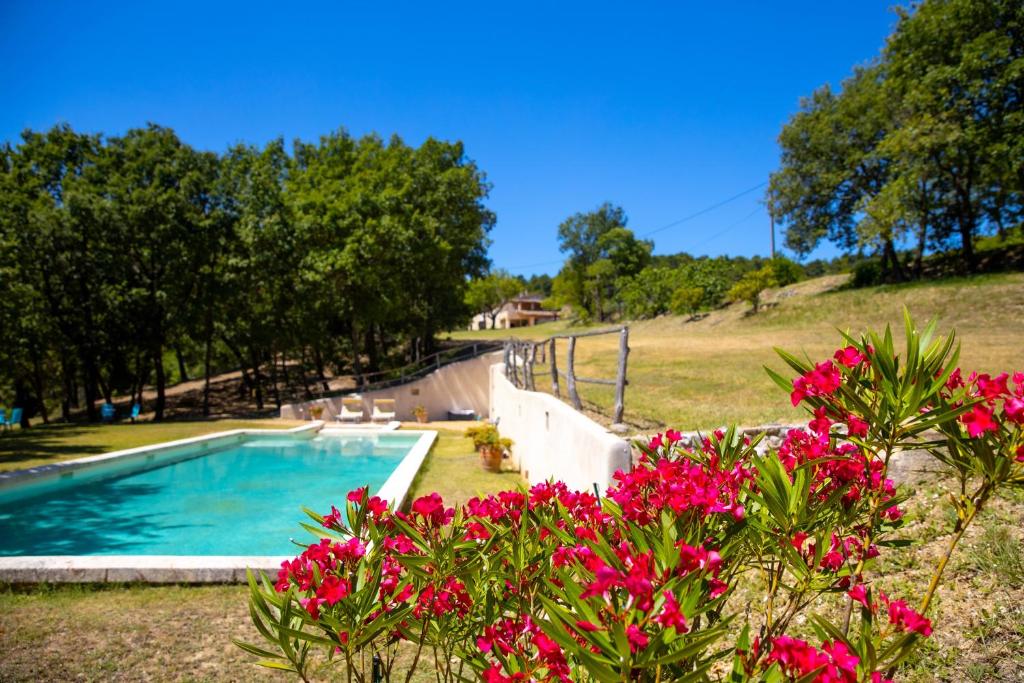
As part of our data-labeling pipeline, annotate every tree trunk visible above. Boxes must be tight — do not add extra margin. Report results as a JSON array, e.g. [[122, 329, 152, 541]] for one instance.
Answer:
[[30, 348, 49, 424], [269, 349, 281, 410], [249, 346, 264, 410], [299, 347, 313, 399], [349, 326, 363, 388], [365, 328, 379, 373], [312, 345, 330, 392], [958, 217, 976, 272], [202, 320, 214, 417], [14, 379, 32, 429], [882, 238, 905, 283], [915, 221, 928, 279], [152, 344, 167, 421], [221, 334, 254, 395], [175, 346, 190, 383], [82, 352, 99, 422], [60, 357, 73, 420]]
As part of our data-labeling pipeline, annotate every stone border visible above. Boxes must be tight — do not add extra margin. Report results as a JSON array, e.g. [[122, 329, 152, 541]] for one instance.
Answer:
[[0, 426, 436, 583]]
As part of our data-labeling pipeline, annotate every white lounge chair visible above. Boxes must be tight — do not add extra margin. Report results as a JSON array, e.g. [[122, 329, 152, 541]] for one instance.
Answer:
[[371, 398, 396, 423], [336, 396, 365, 423]]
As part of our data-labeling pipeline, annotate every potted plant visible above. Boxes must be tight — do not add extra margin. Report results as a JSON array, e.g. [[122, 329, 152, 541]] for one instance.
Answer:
[[413, 405, 429, 424], [464, 423, 513, 472], [309, 404, 324, 421]]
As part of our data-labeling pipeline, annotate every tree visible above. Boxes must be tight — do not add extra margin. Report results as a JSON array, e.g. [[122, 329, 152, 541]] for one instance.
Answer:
[[728, 266, 778, 313], [669, 285, 705, 319], [465, 270, 522, 328], [883, 0, 1024, 270], [770, 0, 1024, 276], [554, 204, 652, 320]]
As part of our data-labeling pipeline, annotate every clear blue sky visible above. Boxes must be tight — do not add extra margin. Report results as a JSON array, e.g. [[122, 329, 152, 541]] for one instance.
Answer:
[[0, 1, 900, 275]]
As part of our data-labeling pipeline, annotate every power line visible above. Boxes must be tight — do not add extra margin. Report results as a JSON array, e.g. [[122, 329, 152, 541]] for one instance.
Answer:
[[640, 181, 767, 237], [690, 205, 762, 250], [502, 180, 768, 271]]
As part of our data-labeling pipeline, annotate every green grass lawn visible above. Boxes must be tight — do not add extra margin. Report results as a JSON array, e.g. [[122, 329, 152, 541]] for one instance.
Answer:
[[406, 426, 524, 506], [0, 419, 305, 473], [451, 272, 1024, 431]]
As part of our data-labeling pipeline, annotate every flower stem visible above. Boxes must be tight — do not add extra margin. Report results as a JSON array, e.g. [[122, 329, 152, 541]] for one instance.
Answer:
[[919, 489, 985, 615]]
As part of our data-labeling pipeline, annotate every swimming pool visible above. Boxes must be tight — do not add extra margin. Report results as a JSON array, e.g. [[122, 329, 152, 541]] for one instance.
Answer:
[[0, 427, 434, 559]]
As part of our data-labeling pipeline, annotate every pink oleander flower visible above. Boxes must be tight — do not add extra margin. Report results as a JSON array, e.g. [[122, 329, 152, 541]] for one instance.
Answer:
[[834, 345, 866, 368], [881, 593, 932, 636], [654, 590, 689, 633], [626, 623, 649, 653], [847, 584, 875, 611], [1004, 396, 1024, 425], [321, 505, 342, 528], [410, 493, 454, 527], [847, 414, 869, 438], [316, 574, 351, 605], [961, 404, 998, 437], [975, 372, 1010, 401], [791, 360, 843, 406], [347, 486, 367, 503]]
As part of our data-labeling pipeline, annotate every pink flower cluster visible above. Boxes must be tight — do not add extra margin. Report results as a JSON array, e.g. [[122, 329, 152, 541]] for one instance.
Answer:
[[847, 587, 932, 637], [946, 370, 1024, 445], [610, 432, 751, 525], [778, 426, 900, 519], [274, 537, 366, 619], [477, 615, 571, 682], [766, 636, 864, 683]]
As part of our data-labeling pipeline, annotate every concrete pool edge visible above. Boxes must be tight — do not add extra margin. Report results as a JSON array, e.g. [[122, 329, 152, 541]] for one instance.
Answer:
[[0, 426, 437, 584], [0, 421, 325, 490]]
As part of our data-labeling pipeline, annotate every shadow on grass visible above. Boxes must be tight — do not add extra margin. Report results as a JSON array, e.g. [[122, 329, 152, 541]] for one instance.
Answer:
[[0, 425, 109, 468]]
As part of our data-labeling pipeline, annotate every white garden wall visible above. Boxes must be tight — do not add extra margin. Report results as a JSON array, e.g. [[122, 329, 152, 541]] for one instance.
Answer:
[[489, 364, 631, 492], [280, 352, 501, 422]]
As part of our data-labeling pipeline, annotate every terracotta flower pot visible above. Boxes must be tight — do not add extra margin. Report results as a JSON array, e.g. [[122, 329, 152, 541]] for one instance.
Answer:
[[480, 446, 503, 472]]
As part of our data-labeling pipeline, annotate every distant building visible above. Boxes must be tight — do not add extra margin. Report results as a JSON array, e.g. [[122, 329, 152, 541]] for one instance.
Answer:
[[469, 294, 559, 330]]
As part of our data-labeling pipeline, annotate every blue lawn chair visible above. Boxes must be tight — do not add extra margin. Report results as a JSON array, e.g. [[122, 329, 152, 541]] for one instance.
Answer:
[[2, 407, 23, 431], [100, 402, 116, 423], [130, 403, 141, 423], [0, 409, 6, 430]]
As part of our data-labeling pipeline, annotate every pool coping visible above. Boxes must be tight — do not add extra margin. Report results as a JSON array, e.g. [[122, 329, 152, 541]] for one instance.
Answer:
[[0, 423, 437, 584]]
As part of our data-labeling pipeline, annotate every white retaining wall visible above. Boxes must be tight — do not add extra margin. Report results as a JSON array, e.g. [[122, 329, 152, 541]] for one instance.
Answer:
[[281, 352, 501, 422], [489, 364, 631, 492]]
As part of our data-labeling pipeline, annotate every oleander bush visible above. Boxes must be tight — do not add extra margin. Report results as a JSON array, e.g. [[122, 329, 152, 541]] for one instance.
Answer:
[[238, 312, 1024, 682]]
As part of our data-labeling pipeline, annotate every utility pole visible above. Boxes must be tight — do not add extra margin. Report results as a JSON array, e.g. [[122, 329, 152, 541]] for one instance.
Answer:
[[769, 211, 776, 259]]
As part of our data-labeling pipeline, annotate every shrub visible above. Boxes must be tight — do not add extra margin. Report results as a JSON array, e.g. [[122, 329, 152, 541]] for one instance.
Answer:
[[727, 266, 777, 312], [463, 423, 513, 454], [239, 312, 1023, 682], [852, 260, 883, 288]]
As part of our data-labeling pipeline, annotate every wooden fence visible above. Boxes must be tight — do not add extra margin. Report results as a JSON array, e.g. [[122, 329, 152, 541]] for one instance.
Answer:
[[503, 326, 630, 426]]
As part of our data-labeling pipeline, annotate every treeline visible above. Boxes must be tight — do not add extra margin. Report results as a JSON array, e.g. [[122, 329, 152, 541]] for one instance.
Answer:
[[0, 124, 494, 424], [529, 202, 810, 322], [769, 0, 1023, 281]]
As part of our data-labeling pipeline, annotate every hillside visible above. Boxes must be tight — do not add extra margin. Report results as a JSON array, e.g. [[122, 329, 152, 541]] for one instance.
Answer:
[[450, 272, 1024, 431]]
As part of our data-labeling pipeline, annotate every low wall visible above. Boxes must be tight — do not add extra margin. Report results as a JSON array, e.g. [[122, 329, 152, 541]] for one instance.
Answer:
[[489, 364, 631, 492], [280, 352, 501, 422]]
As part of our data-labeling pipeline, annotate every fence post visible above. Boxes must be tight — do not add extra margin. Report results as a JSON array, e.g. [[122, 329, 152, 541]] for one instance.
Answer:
[[566, 336, 581, 410], [503, 342, 511, 380], [549, 338, 560, 397], [612, 326, 630, 427], [510, 341, 520, 387], [527, 343, 537, 391]]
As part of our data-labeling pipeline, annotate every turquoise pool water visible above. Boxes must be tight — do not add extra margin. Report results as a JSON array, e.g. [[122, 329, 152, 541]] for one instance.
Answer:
[[0, 433, 420, 556]]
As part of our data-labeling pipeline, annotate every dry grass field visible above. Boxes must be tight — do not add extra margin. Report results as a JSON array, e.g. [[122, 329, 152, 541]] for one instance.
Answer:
[[451, 272, 1024, 432]]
